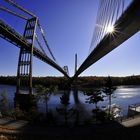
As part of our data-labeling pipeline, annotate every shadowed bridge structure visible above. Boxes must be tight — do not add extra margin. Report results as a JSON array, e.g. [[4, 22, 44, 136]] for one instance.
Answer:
[[74, 0, 140, 78]]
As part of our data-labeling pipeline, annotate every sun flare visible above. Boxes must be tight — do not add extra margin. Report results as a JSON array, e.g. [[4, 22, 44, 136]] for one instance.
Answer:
[[106, 25, 114, 33]]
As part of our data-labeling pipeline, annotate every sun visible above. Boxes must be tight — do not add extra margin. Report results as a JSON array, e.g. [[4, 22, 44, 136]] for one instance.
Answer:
[[106, 25, 115, 33]]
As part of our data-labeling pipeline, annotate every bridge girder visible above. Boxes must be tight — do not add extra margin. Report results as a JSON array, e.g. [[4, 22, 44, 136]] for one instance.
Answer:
[[0, 20, 69, 79], [74, 0, 140, 78]]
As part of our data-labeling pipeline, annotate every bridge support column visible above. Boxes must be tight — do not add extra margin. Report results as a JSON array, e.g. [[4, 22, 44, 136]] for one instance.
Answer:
[[73, 53, 79, 103], [16, 17, 37, 95], [16, 17, 38, 110]]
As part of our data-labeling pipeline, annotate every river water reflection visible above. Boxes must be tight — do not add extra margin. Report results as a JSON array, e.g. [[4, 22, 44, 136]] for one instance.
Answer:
[[0, 85, 140, 117]]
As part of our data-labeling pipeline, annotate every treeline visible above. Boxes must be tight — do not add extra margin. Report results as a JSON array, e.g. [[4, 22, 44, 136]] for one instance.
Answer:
[[0, 76, 68, 89], [33, 76, 68, 89], [0, 75, 140, 89], [77, 75, 140, 88]]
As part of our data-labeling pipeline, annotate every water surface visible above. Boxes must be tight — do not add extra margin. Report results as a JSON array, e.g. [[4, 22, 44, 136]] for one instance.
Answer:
[[0, 85, 140, 117]]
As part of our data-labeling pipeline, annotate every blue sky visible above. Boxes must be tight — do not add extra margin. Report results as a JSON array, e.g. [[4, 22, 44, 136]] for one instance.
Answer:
[[0, 0, 140, 77]]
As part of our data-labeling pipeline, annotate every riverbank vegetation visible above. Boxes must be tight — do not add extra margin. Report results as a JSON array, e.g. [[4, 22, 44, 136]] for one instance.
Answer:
[[0, 75, 140, 89], [0, 77, 140, 139]]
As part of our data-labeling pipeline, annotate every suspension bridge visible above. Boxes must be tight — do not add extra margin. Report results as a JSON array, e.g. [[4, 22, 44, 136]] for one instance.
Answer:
[[0, 0, 69, 95], [0, 0, 140, 95]]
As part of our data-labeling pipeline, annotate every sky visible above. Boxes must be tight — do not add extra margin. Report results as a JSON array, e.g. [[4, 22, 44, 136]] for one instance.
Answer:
[[0, 0, 140, 77]]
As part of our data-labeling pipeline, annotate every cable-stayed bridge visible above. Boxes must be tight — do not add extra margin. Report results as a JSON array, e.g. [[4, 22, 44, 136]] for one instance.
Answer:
[[74, 0, 140, 78]]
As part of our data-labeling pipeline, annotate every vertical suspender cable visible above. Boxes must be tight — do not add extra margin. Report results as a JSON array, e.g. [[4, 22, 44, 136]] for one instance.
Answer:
[[35, 34, 46, 55], [37, 21, 56, 61]]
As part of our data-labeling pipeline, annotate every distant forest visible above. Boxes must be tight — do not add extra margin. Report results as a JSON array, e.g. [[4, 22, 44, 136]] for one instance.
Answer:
[[0, 75, 140, 89]]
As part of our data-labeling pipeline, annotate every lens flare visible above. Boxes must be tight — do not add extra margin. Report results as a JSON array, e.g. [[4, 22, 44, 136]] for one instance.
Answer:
[[106, 25, 114, 33]]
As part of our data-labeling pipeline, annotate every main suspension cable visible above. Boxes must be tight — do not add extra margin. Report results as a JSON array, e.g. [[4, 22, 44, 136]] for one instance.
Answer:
[[0, 6, 28, 20]]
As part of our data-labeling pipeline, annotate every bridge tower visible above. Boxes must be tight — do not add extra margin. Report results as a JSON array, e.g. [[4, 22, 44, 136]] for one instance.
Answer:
[[16, 17, 38, 95], [73, 53, 79, 103], [75, 53, 77, 74], [63, 66, 69, 76]]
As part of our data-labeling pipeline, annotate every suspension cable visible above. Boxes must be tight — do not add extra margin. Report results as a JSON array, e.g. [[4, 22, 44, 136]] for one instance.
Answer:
[[3, 0, 57, 62], [35, 34, 46, 55], [37, 21, 56, 61], [4, 0, 37, 17], [89, 0, 127, 54], [0, 6, 28, 20]]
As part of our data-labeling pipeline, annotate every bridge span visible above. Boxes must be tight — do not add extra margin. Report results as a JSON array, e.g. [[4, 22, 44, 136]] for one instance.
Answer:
[[74, 0, 140, 78], [0, 20, 69, 78]]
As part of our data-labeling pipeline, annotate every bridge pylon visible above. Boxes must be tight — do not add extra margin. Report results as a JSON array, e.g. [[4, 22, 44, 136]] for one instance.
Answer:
[[73, 53, 79, 103], [16, 17, 38, 95]]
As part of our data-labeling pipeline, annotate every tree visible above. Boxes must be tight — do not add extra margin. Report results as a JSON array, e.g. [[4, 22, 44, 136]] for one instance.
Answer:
[[102, 76, 116, 116], [56, 91, 75, 125], [35, 85, 57, 115], [57, 92, 70, 125], [86, 90, 104, 122]]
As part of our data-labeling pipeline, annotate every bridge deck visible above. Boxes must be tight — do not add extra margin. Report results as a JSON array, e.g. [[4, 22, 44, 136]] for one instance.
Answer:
[[0, 20, 69, 78], [74, 0, 140, 77]]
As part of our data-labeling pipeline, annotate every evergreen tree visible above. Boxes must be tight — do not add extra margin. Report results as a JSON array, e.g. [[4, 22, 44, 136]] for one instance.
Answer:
[[35, 85, 57, 115], [86, 90, 104, 122], [103, 76, 116, 116]]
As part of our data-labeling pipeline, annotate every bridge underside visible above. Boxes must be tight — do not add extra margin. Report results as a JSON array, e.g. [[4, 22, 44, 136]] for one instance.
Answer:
[[74, 0, 140, 78]]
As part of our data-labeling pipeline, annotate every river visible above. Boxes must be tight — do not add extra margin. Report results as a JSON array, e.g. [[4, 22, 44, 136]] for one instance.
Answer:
[[0, 84, 140, 117]]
